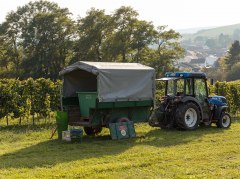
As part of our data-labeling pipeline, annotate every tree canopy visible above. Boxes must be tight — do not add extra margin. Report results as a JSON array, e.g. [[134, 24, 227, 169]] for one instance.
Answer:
[[204, 40, 240, 82], [0, 1, 184, 79], [224, 40, 240, 67]]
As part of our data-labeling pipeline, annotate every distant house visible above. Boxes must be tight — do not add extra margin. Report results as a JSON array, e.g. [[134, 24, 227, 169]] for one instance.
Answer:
[[205, 55, 218, 67], [192, 67, 201, 72], [177, 50, 217, 71], [176, 62, 194, 71], [190, 58, 206, 68]]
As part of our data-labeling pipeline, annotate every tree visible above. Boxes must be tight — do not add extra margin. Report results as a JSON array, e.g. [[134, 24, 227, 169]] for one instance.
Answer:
[[202, 67, 226, 82], [226, 62, 240, 81], [224, 40, 240, 68], [130, 20, 156, 63], [0, 38, 10, 71], [101, 6, 157, 63], [109, 6, 139, 62], [73, 8, 111, 62], [0, 15, 23, 77], [21, 1, 74, 79], [0, 0, 74, 79], [145, 26, 185, 77], [0, 3, 185, 79]]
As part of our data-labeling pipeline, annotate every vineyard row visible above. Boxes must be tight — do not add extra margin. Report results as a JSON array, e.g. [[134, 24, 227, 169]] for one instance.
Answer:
[[0, 78, 239, 125]]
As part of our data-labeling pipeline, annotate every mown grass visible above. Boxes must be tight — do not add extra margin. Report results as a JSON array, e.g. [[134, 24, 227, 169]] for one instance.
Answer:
[[0, 120, 240, 178]]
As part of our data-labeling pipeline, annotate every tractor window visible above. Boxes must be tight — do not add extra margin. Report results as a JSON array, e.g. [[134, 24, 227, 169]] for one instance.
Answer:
[[176, 79, 184, 96], [185, 78, 193, 95], [166, 79, 184, 96], [167, 80, 174, 95], [194, 79, 207, 103]]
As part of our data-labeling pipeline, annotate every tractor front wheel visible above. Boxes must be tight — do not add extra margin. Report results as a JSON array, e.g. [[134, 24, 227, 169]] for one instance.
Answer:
[[176, 103, 200, 130], [84, 126, 102, 136], [216, 112, 231, 128]]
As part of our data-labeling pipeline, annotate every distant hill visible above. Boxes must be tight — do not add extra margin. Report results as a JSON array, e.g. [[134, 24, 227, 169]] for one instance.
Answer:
[[181, 23, 240, 40], [177, 26, 215, 34]]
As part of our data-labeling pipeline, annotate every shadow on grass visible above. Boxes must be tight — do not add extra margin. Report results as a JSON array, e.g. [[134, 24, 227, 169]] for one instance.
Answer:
[[143, 125, 225, 147], [0, 123, 228, 169]]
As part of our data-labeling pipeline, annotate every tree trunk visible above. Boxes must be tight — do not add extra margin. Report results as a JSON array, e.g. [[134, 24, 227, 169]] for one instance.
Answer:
[[37, 113, 40, 122], [122, 48, 126, 62], [96, 47, 102, 61], [6, 115, 9, 126], [136, 48, 140, 63], [13, 36, 20, 76], [19, 117, 22, 125], [97, 39, 102, 62], [32, 114, 35, 125]]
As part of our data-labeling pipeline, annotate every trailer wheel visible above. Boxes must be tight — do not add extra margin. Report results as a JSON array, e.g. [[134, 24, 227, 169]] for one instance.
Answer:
[[84, 126, 102, 136], [176, 102, 200, 130], [217, 112, 231, 128]]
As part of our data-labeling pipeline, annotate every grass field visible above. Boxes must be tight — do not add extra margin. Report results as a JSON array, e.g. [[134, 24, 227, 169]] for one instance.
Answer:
[[0, 120, 240, 178]]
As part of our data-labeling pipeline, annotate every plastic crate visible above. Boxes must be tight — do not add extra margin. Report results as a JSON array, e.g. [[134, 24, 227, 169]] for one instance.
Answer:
[[62, 130, 71, 142], [109, 121, 136, 140], [62, 129, 83, 143], [70, 129, 83, 143]]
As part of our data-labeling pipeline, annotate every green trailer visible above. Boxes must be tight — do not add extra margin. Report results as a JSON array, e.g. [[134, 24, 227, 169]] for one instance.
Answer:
[[59, 61, 155, 135]]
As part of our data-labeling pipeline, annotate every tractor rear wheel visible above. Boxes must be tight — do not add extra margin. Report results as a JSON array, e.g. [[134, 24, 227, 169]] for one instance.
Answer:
[[84, 126, 102, 136], [176, 102, 200, 130], [216, 112, 231, 128]]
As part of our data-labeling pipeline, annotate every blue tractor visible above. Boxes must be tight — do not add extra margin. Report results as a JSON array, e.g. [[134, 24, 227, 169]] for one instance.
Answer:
[[149, 72, 231, 130]]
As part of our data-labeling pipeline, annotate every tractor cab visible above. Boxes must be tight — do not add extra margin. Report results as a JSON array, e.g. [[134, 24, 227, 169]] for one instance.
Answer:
[[149, 72, 231, 130], [158, 72, 208, 103]]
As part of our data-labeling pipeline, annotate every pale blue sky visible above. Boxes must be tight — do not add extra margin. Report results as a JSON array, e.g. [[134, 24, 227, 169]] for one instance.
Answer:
[[0, 0, 240, 30]]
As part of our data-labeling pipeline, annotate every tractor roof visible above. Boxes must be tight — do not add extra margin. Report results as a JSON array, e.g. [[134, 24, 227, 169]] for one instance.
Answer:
[[165, 72, 207, 78]]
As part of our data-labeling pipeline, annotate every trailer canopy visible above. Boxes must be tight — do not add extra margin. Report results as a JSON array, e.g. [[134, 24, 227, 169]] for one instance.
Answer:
[[59, 61, 155, 102]]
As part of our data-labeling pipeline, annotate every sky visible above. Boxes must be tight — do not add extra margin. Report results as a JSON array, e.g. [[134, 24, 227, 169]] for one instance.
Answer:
[[0, 0, 240, 30]]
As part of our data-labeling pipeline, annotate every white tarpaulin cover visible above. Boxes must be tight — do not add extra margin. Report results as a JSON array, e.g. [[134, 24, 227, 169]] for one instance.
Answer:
[[59, 61, 155, 102]]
